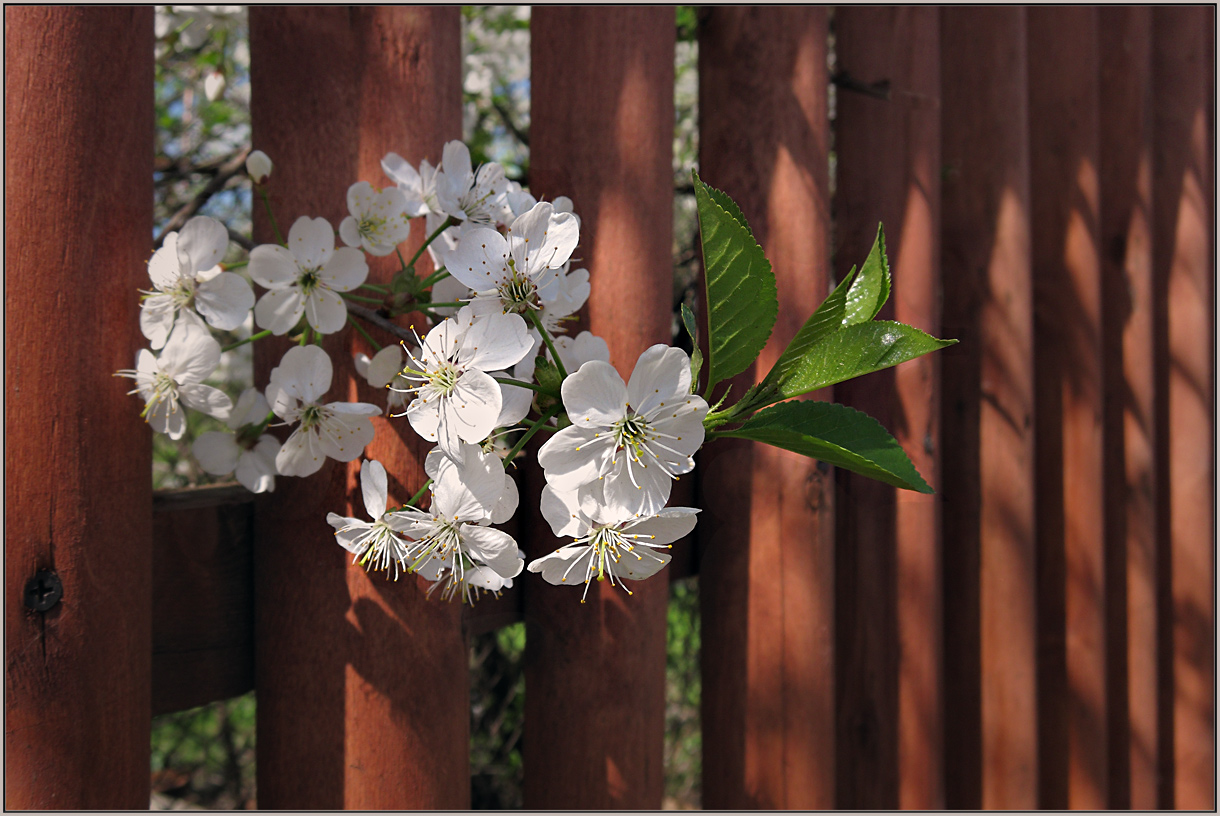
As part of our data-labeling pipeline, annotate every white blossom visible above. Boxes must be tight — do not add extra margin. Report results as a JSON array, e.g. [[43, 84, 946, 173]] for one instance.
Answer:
[[192, 387, 280, 493], [386, 448, 523, 603], [246, 150, 273, 184], [327, 459, 413, 577], [203, 69, 226, 101], [537, 345, 708, 518], [433, 140, 510, 227], [249, 216, 369, 335], [393, 306, 533, 461], [117, 317, 233, 440], [265, 345, 379, 477], [529, 481, 698, 602], [141, 215, 253, 348], [445, 201, 579, 317], [354, 344, 412, 415], [339, 181, 411, 257], [381, 153, 439, 217]]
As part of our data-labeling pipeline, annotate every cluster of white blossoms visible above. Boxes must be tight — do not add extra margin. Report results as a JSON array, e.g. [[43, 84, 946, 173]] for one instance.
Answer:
[[123, 141, 708, 604]]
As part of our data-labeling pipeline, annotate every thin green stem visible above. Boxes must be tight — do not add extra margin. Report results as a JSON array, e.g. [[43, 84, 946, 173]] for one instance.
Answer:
[[257, 187, 285, 246], [223, 259, 249, 270], [340, 291, 387, 305], [358, 282, 390, 294], [221, 329, 271, 353], [407, 479, 432, 508], [528, 309, 568, 380], [406, 215, 456, 271], [502, 404, 562, 467], [493, 377, 555, 397], [423, 301, 467, 309], [418, 267, 450, 290], [298, 326, 310, 346], [396, 248, 410, 274], [348, 315, 382, 351]]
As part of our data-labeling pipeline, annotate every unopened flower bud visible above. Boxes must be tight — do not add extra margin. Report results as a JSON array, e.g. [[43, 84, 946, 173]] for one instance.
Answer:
[[204, 70, 226, 102], [246, 150, 272, 184]]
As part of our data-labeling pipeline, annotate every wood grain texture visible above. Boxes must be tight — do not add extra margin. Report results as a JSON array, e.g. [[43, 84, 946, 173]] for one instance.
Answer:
[[833, 7, 943, 809], [3, 7, 154, 809], [940, 8, 1038, 809], [249, 8, 468, 809], [697, 7, 834, 808], [1027, 9, 1108, 808], [1098, 8, 1156, 808], [523, 8, 674, 808], [1151, 8, 1215, 809], [152, 487, 255, 715]]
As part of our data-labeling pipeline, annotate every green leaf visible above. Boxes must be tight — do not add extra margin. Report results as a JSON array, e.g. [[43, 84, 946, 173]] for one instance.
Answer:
[[680, 302, 703, 393], [843, 223, 890, 325], [768, 321, 956, 399], [763, 266, 856, 391], [720, 400, 933, 493], [693, 172, 777, 392]]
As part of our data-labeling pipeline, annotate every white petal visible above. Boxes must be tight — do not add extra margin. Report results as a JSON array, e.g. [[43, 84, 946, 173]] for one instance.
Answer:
[[407, 395, 441, 444], [288, 216, 335, 270], [339, 216, 363, 249], [431, 458, 485, 520], [269, 345, 333, 404], [537, 425, 609, 489], [445, 227, 508, 292], [195, 272, 254, 331], [490, 472, 519, 525], [461, 525, 521, 578], [433, 444, 506, 519], [360, 459, 388, 520], [622, 507, 701, 546], [460, 312, 532, 372], [228, 387, 271, 430], [236, 436, 280, 493], [382, 151, 421, 191], [192, 431, 241, 476], [276, 427, 326, 477], [254, 287, 305, 335], [601, 451, 673, 519], [441, 139, 472, 184], [315, 404, 378, 462], [450, 369, 502, 445], [176, 215, 229, 274], [365, 345, 404, 388], [148, 238, 183, 290], [162, 318, 221, 384], [148, 396, 187, 440], [509, 203, 578, 275], [247, 244, 300, 289], [327, 514, 371, 554], [304, 287, 348, 335], [179, 383, 233, 420], [627, 345, 692, 417], [528, 545, 593, 586], [618, 550, 672, 581], [318, 247, 368, 292], [540, 484, 589, 539], [140, 295, 177, 350], [561, 360, 628, 426]]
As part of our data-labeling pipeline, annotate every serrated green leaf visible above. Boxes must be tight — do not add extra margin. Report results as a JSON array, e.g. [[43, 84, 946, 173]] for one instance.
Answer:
[[702, 184, 754, 239], [769, 321, 956, 399], [680, 302, 704, 393], [693, 172, 777, 391], [763, 265, 856, 390], [720, 400, 933, 493], [843, 223, 890, 325]]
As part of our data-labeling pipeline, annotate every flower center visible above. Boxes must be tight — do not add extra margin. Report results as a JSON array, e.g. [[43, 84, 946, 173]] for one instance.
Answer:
[[299, 403, 331, 429], [142, 371, 179, 418], [426, 361, 461, 396], [612, 410, 651, 452], [358, 215, 385, 238], [169, 277, 197, 308], [299, 268, 321, 295], [498, 258, 538, 313]]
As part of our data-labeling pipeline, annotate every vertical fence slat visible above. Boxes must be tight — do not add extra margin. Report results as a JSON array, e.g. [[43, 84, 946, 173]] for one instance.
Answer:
[[833, 7, 943, 809], [697, 8, 834, 808], [4, 7, 154, 809], [523, 7, 674, 808], [940, 8, 1038, 809], [249, 8, 467, 808], [1152, 8, 1216, 809], [1027, 8, 1107, 809], [1098, 8, 1156, 808]]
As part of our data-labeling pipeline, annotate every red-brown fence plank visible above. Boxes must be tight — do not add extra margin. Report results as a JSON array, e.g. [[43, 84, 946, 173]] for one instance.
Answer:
[[1098, 8, 1156, 808], [1151, 8, 1216, 809], [249, 8, 467, 808], [523, 8, 675, 808], [1027, 9, 1108, 808], [4, 7, 154, 808], [940, 8, 1038, 809], [697, 7, 834, 808], [152, 486, 255, 715], [833, 7, 943, 809]]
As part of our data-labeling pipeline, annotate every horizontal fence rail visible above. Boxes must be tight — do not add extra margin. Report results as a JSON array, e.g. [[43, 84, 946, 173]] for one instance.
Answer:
[[5, 4, 1214, 811]]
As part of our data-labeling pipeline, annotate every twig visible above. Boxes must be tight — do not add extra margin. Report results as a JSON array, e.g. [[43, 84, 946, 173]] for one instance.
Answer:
[[227, 228, 254, 252], [153, 146, 252, 248], [830, 70, 891, 101], [491, 96, 530, 147], [345, 303, 415, 345]]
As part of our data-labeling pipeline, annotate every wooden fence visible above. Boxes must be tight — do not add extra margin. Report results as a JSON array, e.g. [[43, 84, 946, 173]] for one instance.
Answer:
[[5, 6, 1214, 810]]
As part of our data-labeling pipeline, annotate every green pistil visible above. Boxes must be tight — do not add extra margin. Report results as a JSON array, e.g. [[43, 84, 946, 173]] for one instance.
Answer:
[[613, 410, 650, 452], [299, 269, 321, 295], [300, 404, 322, 428]]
